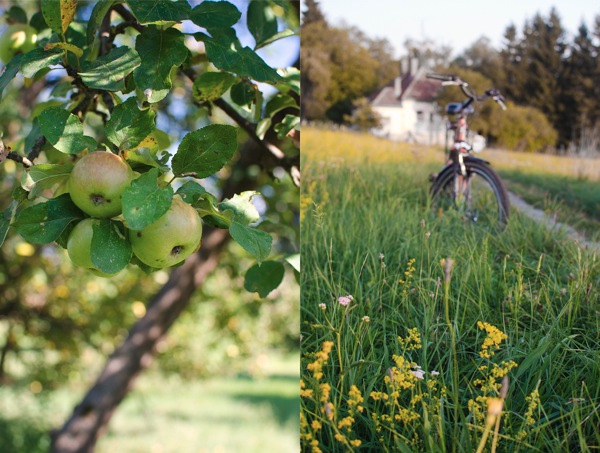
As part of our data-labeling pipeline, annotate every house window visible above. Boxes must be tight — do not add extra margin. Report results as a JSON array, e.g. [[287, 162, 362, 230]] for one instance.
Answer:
[[416, 111, 424, 122]]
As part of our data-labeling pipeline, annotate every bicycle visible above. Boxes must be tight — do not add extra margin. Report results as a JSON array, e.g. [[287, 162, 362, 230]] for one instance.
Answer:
[[426, 73, 510, 229]]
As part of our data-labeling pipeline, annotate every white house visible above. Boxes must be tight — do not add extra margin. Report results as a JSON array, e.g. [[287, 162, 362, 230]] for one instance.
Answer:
[[369, 60, 446, 145]]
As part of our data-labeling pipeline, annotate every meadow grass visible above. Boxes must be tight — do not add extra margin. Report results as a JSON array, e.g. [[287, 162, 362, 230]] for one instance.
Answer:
[[300, 127, 600, 452], [0, 353, 299, 453]]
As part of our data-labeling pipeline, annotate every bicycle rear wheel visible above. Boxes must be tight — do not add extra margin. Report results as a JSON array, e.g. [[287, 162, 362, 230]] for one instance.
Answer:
[[430, 157, 509, 229]]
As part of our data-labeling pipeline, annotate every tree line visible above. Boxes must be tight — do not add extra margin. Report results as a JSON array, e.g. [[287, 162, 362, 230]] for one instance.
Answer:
[[302, 1, 600, 153]]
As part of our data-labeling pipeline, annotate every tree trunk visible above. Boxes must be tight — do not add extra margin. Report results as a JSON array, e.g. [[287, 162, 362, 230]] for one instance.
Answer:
[[50, 227, 229, 453]]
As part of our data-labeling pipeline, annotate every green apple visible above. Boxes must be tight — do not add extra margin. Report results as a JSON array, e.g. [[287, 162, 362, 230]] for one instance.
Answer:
[[69, 151, 134, 218], [67, 219, 118, 277], [130, 195, 203, 268], [0, 24, 37, 64]]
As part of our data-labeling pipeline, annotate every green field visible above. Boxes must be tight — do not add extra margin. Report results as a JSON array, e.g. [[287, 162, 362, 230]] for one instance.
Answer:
[[300, 127, 600, 452], [0, 354, 299, 453]]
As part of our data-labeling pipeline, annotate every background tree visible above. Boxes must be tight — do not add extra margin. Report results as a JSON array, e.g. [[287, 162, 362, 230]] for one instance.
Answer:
[[343, 97, 382, 131], [558, 22, 600, 148], [453, 36, 503, 84], [520, 10, 567, 126], [300, 1, 397, 122], [0, 1, 300, 451]]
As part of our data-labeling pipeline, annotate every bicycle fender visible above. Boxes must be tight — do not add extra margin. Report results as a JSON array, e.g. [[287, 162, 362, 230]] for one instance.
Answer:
[[463, 155, 490, 166], [432, 155, 492, 186]]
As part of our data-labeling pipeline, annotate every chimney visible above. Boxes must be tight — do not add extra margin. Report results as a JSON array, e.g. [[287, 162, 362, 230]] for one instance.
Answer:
[[400, 57, 409, 77], [394, 76, 402, 98], [410, 57, 419, 75]]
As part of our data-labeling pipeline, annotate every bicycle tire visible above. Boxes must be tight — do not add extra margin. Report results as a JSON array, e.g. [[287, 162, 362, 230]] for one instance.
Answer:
[[430, 156, 510, 229]]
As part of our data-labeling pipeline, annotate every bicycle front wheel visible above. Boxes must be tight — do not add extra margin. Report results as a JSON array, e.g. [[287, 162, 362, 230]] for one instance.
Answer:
[[430, 157, 509, 229]]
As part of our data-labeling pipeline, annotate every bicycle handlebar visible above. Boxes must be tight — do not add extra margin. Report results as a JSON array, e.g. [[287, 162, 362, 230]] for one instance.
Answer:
[[426, 73, 507, 110]]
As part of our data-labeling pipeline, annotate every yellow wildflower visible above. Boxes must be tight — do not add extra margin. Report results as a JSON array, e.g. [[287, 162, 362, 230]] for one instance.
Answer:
[[490, 360, 518, 379], [394, 408, 420, 424], [369, 391, 389, 401], [306, 340, 334, 380], [334, 433, 346, 443], [338, 416, 354, 430], [310, 439, 322, 453], [477, 321, 508, 359], [397, 327, 422, 351], [348, 385, 364, 412], [524, 387, 541, 426], [319, 382, 331, 403], [300, 379, 314, 398]]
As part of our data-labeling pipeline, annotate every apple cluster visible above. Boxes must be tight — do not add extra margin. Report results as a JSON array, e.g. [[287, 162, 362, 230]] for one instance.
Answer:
[[67, 151, 203, 276]]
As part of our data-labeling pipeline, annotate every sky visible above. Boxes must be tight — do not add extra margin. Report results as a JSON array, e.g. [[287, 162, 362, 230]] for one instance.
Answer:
[[316, 0, 600, 57]]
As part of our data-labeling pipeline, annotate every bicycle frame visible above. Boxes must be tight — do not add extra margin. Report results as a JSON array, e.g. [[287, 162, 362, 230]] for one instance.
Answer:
[[427, 72, 509, 227]]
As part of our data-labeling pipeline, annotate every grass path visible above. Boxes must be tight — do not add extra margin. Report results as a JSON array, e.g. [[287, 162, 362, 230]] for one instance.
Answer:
[[507, 191, 599, 251]]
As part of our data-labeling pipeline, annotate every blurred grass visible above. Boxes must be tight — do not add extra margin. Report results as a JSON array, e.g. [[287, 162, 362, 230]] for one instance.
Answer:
[[0, 353, 299, 453], [302, 126, 599, 242]]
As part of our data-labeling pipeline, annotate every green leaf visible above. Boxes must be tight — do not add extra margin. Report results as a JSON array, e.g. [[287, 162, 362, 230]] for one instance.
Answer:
[[277, 66, 300, 95], [247, 1, 278, 49], [176, 180, 211, 205], [106, 97, 156, 150], [229, 220, 272, 262], [13, 193, 84, 244], [91, 219, 132, 274], [0, 54, 23, 100], [134, 26, 189, 103], [254, 29, 296, 51], [41, 0, 64, 36], [20, 48, 63, 78], [45, 42, 83, 58], [25, 163, 74, 199], [122, 168, 173, 231], [80, 46, 141, 91], [38, 107, 97, 154], [0, 200, 19, 247], [87, 0, 117, 45], [192, 72, 236, 102], [285, 253, 300, 272], [256, 118, 271, 140], [172, 124, 237, 178], [219, 191, 260, 225], [190, 1, 241, 30], [201, 34, 282, 84], [230, 81, 255, 106], [273, 114, 300, 140], [125, 134, 169, 172], [266, 93, 298, 118], [40, 0, 77, 36], [244, 260, 285, 297], [128, 0, 191, 25], [176, 181, 229, 227], [7, 6, 28, 25], [12, 186, 29, 204]]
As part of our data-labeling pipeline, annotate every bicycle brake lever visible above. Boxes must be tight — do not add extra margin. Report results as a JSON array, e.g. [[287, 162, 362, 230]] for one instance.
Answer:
[[495, 96, 507, 110]]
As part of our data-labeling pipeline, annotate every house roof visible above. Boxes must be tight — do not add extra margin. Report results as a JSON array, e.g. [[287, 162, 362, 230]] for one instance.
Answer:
[[370, 66, 439, 106]]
